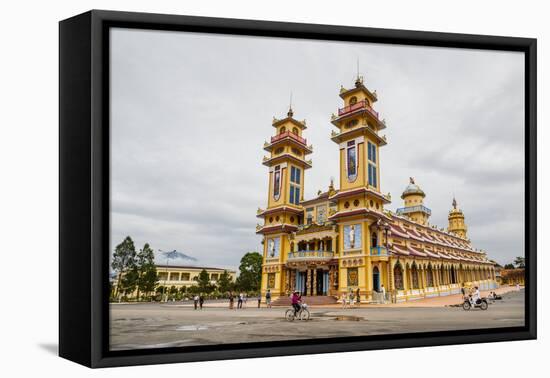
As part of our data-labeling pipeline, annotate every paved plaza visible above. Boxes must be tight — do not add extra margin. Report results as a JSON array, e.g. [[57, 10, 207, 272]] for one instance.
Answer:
[[110, 289, 525, 351]]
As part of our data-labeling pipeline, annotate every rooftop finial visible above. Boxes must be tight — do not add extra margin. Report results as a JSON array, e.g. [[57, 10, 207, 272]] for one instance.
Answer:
[[287, 92, 294, 117], [452, 196, 457, 209], [409, 177, 415, 185], [354, 59, 363, 87]]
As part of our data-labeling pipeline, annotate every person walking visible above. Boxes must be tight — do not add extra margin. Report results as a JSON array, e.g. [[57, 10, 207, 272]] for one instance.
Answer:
[[266, 289, 272, 308], [355, 288, 361, 307], [341, 292, 347, 309], [244, 293, 248, 308], [228, 292, 234, 309], [199, 294, 204, 310], [380, 284, 386, 304], [193, 294, 199, 310], [237, 292, 243, 309]]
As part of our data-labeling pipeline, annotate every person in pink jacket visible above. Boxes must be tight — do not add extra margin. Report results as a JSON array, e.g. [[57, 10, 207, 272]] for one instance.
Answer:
[[291, 291, 302, 315]]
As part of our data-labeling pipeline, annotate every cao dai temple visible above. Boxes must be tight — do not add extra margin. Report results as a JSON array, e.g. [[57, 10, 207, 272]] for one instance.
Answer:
[[256, 76, 497, 303]]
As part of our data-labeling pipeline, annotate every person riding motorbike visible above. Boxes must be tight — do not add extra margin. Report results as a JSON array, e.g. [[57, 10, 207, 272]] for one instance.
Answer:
[[470, 286, 480, 307]]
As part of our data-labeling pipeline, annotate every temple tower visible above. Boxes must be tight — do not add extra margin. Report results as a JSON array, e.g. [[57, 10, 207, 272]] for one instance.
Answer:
[[397, 177, 432, 225], [257, 107, 312, 299], [328, 76, 391, 300], [448, 197, 468, 238]]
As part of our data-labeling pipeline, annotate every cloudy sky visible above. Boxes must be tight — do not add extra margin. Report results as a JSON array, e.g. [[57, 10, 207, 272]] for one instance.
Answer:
[[110, 28, 524, 269]]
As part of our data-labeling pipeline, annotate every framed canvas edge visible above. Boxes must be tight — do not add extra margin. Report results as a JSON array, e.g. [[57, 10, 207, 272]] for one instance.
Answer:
[[59, 9, 537, 369]]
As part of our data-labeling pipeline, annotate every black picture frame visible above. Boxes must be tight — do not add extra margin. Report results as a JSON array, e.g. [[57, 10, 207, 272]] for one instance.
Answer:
[[59, 9, 537, 368]]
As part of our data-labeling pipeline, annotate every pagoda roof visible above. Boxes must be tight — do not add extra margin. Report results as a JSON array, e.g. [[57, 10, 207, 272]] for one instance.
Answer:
[[257, 205, 303, 218], [272, 116, 307, 130], [328, 187, 391, 204], [263, 133, 312, 155], [330, 125, 387, 145], [339, 80, 378, 103], [388, 213, 486, 256], [300, 190, 333, 206], [262, 153, 312, 169], [256, 223, 298, 235]]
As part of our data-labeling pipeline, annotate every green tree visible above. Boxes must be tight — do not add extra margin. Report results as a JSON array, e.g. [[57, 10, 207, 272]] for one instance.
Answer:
[[217, 270, 234, 293], [197, 269, 213, 293], [136, 243, 158, 300], [235, 252, 262, 292], [169, 285, 178, 300], [504, 263, 515, 269], [514, 256, 525, 268], [111, 236, 137, 298], [120, 267, 139, 298]]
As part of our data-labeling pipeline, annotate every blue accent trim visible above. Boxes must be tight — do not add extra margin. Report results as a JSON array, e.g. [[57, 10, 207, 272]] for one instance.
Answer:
[[396, 205, 432, 216], [370, 246, 388, 256]]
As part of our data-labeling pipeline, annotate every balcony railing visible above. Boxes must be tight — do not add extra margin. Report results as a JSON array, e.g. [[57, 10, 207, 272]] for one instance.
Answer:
[[337, 100, 379, 119], [370, 246, 388, 256], [271, 131, 307, 145], [396, 205, 432, 216], [288, 250, 334, 260]]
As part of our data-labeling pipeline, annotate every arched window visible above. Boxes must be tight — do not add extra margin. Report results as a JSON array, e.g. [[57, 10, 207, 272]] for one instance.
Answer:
[[394, 264, 404, 290], [349, 96, 357, 105], [426, 265, 434, 287], [371, 231, 378, 248], [292, 127, 298, 135], [411, 264, 419, 289], [280, 126, 286, 134], [451, 266, 456, 284]]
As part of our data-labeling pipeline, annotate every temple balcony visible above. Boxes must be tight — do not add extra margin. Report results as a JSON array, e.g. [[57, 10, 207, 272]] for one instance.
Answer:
[[288, 250, 335, 261], [337, 100, 379, 119], [271, 131, 307, 145], [396, 205, 432, 216], [370, 246, 389, 256]]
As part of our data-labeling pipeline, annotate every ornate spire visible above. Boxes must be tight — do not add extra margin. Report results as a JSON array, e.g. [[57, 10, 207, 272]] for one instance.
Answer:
[[287, 92, 294, 117], [452, 197, 457, 209]]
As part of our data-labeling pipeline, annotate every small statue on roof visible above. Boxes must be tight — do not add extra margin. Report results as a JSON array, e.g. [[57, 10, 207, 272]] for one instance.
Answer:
[[409, 177, 415, 184], [452, 197, 457, 209]]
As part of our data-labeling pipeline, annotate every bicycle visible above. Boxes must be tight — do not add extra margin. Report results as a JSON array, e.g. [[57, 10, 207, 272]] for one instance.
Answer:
[[285, 303, 310, 321]]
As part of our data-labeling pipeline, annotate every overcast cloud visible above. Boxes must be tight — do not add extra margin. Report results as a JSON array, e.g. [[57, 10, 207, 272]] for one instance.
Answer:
[[110, 28, 524, 269]]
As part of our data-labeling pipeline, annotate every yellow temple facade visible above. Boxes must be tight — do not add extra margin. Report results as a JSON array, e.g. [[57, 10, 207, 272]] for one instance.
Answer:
[[257, 76, 497, 303]]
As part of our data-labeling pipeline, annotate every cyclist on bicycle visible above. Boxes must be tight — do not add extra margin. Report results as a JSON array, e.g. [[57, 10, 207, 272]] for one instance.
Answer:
[[291, 291, 302, 315]]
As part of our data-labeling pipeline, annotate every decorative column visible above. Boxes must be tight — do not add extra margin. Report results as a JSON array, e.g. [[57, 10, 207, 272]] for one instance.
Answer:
[[402, 263, 409, 295], [306, 269, 312, 296], [312, 268, 317, 296], [389, 260, 395, 291], [328, 266, 334, 295], [283, 268, 289, 293], [422, 267, 426, 289]]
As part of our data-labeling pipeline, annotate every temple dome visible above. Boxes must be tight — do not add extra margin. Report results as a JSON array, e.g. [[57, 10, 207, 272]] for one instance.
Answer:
[[401, 177, 425, 199], [449, 197, 464, 215]]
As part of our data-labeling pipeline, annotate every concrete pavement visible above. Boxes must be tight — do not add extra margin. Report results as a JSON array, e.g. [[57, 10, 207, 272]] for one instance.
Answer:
[[110, 288, 525, 350]]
